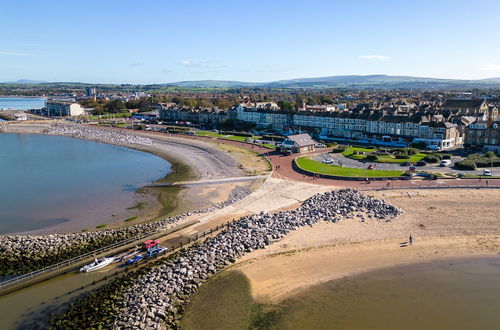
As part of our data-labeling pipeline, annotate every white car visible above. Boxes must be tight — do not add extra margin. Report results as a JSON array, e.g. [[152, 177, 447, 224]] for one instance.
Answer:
[[483, 169, 492, 176], [315, 143, 326, 148], [322, 158, 334, 164], [439, 159, 451, 167]]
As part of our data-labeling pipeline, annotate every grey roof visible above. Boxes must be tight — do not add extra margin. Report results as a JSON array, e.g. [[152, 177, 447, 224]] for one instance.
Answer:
[[287, 133, 316, 147]]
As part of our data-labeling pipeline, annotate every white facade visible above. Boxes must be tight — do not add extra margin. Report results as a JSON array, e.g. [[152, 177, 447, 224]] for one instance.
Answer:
[[47, 101, 84, 116]]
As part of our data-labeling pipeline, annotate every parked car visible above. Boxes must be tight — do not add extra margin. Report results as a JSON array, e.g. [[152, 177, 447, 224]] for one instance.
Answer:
[[147, 246, 167, 257], [426, 145, 440, 150], [126, 254, 143, 265], [401, 161, 412, 166], [483, 169, 492, 176], [322, 158, 334, 164], [315, 143, 326, 148], [409, 166, 417, 172], [416, 160, 427, 166], [439, 160, 452, 167], [367, 164, 376, 170]]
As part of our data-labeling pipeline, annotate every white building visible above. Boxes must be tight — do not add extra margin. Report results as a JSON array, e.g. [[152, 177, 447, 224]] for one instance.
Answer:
[[47, 101, 84, 117]]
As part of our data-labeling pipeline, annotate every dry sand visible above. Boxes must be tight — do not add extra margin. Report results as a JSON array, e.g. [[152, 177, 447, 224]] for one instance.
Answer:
[[233, 188, 500, 302]]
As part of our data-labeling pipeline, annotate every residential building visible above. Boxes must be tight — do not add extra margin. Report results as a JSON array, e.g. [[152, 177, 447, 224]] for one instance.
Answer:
[[465, 121, 500, 153], [47, 101, 84, 116]]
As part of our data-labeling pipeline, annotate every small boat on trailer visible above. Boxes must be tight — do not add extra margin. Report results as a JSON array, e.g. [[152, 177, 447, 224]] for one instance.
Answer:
[[79, 257, 115, 272]]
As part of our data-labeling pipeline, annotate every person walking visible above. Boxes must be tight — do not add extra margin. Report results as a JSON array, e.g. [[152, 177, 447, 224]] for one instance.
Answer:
[[409, 235, 413, 245]]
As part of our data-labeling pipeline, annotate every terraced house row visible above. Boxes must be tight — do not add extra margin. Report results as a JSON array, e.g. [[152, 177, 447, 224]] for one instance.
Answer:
[[159, 99, 499, 150]]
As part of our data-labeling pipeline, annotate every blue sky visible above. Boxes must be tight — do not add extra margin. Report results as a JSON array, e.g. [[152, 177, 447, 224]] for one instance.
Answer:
[[1, 0, 500, 84]]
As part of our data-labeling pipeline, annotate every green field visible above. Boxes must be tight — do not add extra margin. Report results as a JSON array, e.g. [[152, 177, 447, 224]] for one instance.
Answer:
[[195, 131, 276, 149], [296, 157, 404, 177], [341, 146, 426, 164]]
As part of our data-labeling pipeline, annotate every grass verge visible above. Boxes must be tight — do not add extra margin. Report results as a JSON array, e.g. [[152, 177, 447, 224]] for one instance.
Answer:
[[296, 157, 404, 177]]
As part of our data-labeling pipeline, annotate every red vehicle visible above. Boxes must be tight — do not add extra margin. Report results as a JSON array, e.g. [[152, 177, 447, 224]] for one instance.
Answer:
[[142, 240, 160, 251], [409, 166, 417, 172], [367, 164, 376, 170]]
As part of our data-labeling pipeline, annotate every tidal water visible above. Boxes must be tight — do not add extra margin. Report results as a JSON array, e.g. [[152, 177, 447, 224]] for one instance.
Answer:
[[0, 97, 46, 110], [0, 133, 170, 234], [276, 258, 500, 330]]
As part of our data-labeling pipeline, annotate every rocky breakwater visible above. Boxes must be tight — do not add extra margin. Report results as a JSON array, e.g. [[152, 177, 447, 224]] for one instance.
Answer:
[[0, 191, 250, 277], [45, 122, 153, 146], [112, 189, 402, 329]]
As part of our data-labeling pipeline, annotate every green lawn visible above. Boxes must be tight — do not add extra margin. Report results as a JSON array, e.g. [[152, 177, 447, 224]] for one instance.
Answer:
[[376, 153, 426, 164], [195, 130, 277, 148], [341, 146, 425, 164], [195, 131, 221, 138], [296, 157, 404, 177], [341, 147, 376, 160]]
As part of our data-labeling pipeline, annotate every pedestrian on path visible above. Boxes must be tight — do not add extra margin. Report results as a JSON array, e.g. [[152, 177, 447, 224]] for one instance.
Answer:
[[409, 235, 413, 245]]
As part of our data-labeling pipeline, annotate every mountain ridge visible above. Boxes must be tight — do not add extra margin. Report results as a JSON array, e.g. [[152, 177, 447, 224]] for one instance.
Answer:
[[2, 75, 500, 89]]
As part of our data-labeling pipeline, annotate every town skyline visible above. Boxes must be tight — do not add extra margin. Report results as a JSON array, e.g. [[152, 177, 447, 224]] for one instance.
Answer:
[[2, 0, 500, 84]]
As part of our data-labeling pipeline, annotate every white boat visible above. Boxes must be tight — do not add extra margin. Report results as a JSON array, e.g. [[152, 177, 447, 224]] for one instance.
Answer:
[[79, 257, 115, 272]]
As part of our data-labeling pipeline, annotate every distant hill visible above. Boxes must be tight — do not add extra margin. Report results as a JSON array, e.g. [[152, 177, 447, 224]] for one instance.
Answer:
[[167, 75, 500, 89], [163, 80, 258, 88], [3, 75, 500, 89], [3, 79, 49, 84]]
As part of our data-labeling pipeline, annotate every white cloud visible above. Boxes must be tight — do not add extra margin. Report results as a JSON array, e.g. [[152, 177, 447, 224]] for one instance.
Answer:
[[0, 50, 36, 56], [130, 62, 143, 67], [179, 60, 198, 67], [359, 55, 391, 60], [481, 64, 500, 71]]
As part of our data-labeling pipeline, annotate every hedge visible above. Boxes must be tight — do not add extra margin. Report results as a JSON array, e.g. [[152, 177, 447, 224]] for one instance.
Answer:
[[423, 155, 440, 163], [455, 159, 477, 170], [261, 135, 285, 141], [331, 146, 347, 153]]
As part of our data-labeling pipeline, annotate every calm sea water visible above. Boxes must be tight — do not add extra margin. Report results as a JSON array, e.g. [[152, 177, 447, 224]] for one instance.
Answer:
[[276, 258, 500, 330], [0, 133, 171, 234], [0, 97, 46, 110]]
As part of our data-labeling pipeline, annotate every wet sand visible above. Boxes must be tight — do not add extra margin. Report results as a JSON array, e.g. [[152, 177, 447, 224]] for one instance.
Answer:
[[233, 188, 500, 302]]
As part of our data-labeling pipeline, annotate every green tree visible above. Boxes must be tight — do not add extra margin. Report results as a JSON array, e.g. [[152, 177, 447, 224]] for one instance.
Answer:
[[105, 99, 126, 113], [277, 100, 295, 111]]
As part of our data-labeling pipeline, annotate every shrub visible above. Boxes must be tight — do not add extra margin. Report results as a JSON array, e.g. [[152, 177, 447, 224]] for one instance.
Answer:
[[407, 148, 420, 155], [423, 155, 440, 163], [262, 135, 285, 142], [440, 154, 452, 160], [395, 153, 410, 159], [455, 159, 477, 170], [331, 146, 346, 153], [365, 154, 378, 161]]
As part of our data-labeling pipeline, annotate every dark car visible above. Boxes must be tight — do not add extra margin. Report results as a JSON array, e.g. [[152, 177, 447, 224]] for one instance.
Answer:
[[401, 161, 412, 166], [126, 254, 143, 265], [416, 160, 427, 166]]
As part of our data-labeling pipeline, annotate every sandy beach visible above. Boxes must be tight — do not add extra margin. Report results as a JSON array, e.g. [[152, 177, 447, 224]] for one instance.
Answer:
[[233, 188, 500, 302]]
